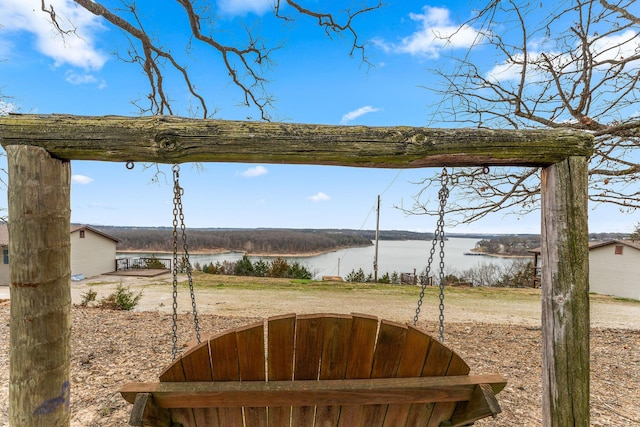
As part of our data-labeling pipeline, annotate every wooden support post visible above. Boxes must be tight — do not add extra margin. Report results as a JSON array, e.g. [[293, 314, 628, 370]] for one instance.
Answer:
[[540, 157, 590, 426], [7, 145, 71, 426]]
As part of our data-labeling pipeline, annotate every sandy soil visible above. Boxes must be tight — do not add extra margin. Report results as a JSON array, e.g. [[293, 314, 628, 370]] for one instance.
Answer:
[[71, 273, 640, 329], [0, 273, 638, 426]]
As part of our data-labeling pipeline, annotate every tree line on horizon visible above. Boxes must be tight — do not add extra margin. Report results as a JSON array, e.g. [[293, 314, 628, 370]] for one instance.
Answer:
[[474, 231, 632, 257], [97, 227, 424, 254], [96, 225, 633, 255]]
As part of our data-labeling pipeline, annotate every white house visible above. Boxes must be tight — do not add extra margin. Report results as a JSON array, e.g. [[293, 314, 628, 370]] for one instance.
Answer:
[[587, 240, 640, 300], [0, 224, 120, 285], [531, 240, 640, 300]]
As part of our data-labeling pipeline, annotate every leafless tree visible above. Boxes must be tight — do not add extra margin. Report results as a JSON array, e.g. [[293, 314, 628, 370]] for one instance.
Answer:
[[41, 0, 381, 120], [411, 0, 640, 224]]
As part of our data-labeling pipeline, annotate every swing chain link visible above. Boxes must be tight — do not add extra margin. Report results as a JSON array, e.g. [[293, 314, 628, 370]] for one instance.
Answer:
[[171, 164, 201, 360], [436, 169, 449, 342], [413, 167, 450, 342]]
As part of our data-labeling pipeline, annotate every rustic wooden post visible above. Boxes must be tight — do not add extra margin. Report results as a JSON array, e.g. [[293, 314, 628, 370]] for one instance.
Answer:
[[7, 145, 71, 426], [540, 157, 590, 426]]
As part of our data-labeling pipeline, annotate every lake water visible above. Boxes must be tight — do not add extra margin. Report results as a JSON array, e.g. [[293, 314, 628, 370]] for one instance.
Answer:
[[118, 237, 528, 280]]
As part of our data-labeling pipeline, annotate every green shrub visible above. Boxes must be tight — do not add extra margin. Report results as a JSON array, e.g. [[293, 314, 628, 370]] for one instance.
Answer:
[[99, 284, 142, 310], [252, 260, 269, 277], [144, 255, 166, 269], [201, 256, 311, 280], [269, 257, 290, 278], [288, 261, 313, 280], [345, 268, 366, 283], [378, 272, 391, 284], [79, 289, 97, 306], [234, 255, 255, 276]]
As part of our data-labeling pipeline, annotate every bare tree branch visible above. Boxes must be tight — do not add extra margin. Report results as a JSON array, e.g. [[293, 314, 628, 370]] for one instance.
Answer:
[[416, 0, 640, 221], [42, 1, 381, 119], [275, 1, 382, 63]]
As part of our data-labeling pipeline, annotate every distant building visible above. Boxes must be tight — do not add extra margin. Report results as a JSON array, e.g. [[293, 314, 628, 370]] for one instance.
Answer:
[[530, 240, 640, 300], [0, 224, 120, 285]]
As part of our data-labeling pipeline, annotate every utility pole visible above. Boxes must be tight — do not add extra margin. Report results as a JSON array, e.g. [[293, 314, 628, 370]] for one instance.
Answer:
[[374, 195, 380, 282]]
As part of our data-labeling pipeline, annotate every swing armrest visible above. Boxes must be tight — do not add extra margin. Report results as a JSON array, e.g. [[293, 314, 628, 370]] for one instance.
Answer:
[[129, 393, 171, 427]]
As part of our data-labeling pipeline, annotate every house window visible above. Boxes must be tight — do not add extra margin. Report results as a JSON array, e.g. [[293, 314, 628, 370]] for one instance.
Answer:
[[79, 230, 85, 238], [615, 245, 623, 255], [3, 249, 8, 265]]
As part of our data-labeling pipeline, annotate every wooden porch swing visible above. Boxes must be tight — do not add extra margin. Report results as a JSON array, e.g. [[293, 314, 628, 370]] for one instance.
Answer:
[[121, 313, 506, 427], [1, 115, 593, 426], [119, 164, 506, 426]]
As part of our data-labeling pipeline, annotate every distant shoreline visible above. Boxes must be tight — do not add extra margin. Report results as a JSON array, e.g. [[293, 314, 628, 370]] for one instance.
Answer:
[[466, 248, 533, 259], [116, 244, 371, 258]]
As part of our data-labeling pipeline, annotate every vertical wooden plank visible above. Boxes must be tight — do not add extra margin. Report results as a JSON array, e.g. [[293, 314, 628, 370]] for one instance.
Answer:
[[315, 315, 352, 426], [210, 331, 244, 426], [541, 157, 590, 426], [405, 337, 454, 425], [358, 320, 408, 427], [291, 315, 326, 425], [268, 314, 296, 427], [7, 145, 71, 427], [426, 351, 471, 426], [337, 314, 378, 427], [382, 326, 432, 427], [236, 322, 267, 427], [181, 344, 219, 427], [158, 360, 197, 426]]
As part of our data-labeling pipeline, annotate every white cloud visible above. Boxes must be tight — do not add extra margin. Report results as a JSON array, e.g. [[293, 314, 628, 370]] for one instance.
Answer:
[[341, 106, 381, 124], [486, 30, 640, 84], [65, 70, 106, 88], [87, 202, 115, 209], [0, 0, 108, 70], [485, 56, 527, 82], [374, 6, 485, 59], [486, 50, 573, 83], [0, 101, 15, 115], [308, 192, 330, 202], [590, 30, 640, 64], [217, 0, 272, 16], [240, 165, 268, 178], [71, 174, 93, 184]]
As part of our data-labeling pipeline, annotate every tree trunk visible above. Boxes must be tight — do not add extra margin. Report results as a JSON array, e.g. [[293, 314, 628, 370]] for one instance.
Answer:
[[7, 145, 71, 426], [540, 157, 590, 426], [0, 114, 593, 167]]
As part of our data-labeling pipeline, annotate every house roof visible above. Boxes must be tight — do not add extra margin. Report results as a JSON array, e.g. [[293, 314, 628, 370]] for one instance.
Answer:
[[587, 239, 640, 251], [71, 225, 120, 243], [0, 223, 120, 246], [529, 240, 640, 254]]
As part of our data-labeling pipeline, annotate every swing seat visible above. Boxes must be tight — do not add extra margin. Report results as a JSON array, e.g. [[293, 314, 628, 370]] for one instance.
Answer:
[[120, 313, 506, 427]]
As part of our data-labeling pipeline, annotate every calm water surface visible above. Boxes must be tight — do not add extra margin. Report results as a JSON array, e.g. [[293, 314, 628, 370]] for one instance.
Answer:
[[119, 237, 525, 280]]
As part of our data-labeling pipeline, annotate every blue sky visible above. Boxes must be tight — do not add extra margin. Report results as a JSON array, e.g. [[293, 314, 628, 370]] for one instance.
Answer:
[[0, 1, 637, 234]]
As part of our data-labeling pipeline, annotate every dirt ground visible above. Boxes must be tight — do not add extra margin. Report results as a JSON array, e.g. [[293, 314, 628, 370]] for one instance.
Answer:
[[0, 273, 638, 426]]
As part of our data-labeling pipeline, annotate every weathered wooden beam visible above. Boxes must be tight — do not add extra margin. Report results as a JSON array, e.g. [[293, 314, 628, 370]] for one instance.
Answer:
[[540, 156, 590, 426], [0, 114, 593, 167], [7, 145, 71, 426]]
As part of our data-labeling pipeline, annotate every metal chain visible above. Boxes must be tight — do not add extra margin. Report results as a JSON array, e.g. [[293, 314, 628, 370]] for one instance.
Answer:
[[171, 166, 180, 360], [414, 167, 450, 342], [171, 164, 201, 360], [436, 173, 449, 342]]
